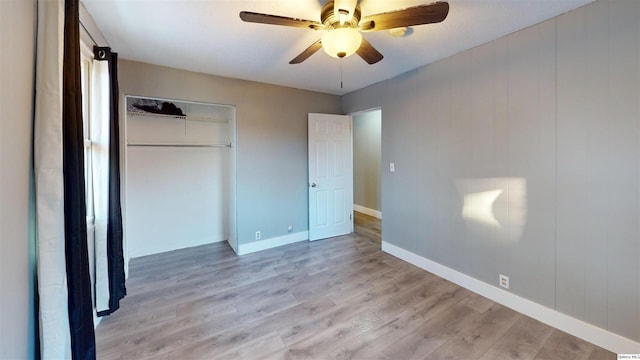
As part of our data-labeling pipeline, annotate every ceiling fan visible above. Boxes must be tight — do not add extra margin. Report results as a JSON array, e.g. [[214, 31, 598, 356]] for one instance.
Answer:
[[239, 0, 449, 65]]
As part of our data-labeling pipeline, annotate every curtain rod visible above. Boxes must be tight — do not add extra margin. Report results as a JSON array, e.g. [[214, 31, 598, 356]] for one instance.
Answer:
[[79, 20, 98, 46]]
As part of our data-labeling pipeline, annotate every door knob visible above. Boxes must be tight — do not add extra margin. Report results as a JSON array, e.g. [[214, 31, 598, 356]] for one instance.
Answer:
[[311, 183, 317, 187]]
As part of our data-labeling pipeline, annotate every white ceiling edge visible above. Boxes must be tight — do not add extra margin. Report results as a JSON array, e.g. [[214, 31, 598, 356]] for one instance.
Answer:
[[82, 0, 596, 96]]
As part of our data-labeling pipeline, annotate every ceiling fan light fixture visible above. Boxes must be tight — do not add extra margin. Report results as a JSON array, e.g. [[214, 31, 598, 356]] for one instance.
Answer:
[[389, 27, 408, 37], [321, 28, 362, 59]]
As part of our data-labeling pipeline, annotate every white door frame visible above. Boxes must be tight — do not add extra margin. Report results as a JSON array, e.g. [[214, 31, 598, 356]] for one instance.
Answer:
[[349, 106, 383, 218]]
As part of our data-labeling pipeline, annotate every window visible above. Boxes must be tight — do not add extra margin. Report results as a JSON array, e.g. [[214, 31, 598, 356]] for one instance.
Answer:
[[80, 41, 95, 224], [80, 39, 100, 309]]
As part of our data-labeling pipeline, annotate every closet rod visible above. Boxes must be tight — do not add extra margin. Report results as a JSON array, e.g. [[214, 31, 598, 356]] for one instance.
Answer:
[[127, 143, 231, 148]]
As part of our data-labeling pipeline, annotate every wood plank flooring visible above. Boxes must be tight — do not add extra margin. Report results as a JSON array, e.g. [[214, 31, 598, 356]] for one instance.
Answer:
[[353, 211, 381, 242], [96, 212, 615, 359]]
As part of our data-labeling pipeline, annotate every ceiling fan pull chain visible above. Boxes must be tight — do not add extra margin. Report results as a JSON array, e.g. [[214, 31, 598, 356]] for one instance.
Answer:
[[340, 59, 343, 89]]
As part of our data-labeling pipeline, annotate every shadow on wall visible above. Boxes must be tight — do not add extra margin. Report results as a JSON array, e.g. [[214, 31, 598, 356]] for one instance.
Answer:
[[456, 177, 527, 242]]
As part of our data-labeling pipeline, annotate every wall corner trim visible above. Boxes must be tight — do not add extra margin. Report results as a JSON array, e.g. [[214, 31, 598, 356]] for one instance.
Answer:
[[381, 241, 640, 354], [353, 204, 382, 219], [237, 231, 309, 255]]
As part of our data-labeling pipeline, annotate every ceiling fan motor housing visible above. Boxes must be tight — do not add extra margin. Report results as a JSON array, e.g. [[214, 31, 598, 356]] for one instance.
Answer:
[[321, 0, 361, 29]]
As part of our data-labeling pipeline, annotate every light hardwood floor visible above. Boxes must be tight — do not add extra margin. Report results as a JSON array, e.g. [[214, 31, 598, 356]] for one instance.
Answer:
[[96, 212, 615, 359], [353, 211, 382, 243]]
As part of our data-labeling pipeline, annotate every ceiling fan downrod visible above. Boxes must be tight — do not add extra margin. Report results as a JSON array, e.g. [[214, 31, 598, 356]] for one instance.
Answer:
[[321, 0, 361, 29]]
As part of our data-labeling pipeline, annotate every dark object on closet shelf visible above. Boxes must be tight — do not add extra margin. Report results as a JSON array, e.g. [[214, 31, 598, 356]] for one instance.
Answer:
[[133, 101, 185, 116]]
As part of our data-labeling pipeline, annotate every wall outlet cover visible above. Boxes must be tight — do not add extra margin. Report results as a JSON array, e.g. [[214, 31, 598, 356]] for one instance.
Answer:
[[499, 274, 509, 289]]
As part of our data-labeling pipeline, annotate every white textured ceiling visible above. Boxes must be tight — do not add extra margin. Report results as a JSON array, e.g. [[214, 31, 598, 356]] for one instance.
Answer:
[[82, 0, 594, 95]]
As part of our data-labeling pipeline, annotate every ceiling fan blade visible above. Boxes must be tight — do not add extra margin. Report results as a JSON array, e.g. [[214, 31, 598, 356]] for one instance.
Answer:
[[240, 11, 324, 30], [290, 39, 323, 64], [359, 1, 449, 32], [356, 38, 384, 65]]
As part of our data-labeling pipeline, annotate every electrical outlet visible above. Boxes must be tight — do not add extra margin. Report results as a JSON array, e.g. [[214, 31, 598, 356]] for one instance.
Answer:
[[499, 274, 509, 289], [287, 225, 293, 233], [255, 231, 261, 240]]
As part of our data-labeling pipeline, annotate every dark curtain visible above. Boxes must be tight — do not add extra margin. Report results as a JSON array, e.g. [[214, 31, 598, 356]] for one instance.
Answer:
[[62, 0, 96, 358], [94, 46, 127, 317]]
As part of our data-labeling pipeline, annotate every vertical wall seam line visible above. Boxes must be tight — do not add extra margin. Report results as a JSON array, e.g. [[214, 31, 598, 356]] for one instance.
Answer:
[[553, 14, 559, 312]]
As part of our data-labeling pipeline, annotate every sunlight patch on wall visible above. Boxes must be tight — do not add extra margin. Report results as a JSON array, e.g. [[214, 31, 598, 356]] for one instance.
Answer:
[[457, 177, 527, 242], [462, 189, 503, 227]]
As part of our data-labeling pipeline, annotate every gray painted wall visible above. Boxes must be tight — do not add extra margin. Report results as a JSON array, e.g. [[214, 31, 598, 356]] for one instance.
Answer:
[[342, 0, 640, 343], [118, 60, 342, 246], [353, 110, 381, 212], [0, 0, 36, 358]]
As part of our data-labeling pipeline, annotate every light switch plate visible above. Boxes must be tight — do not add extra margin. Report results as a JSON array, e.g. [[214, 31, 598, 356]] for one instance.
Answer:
[[390, 162, 395, 172]]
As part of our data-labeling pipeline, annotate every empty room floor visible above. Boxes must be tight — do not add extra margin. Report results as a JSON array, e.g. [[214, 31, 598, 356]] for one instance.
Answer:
[[96, 212, 614, 359], [353, 211, 382, 244]]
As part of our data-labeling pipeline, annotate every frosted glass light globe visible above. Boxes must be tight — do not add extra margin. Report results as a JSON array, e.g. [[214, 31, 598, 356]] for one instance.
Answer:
[[321, 28, 362, 59]]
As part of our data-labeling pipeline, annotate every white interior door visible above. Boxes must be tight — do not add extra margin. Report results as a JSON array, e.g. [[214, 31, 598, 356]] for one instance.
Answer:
[[308, 113, 353, 241]]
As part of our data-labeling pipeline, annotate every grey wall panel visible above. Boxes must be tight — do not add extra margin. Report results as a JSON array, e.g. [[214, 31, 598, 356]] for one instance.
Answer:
[[583, 0, 609, 330], [506, 23, 549, 303], [342, 0, 640, 343], [433, 56, 454, 268], [416, 65, 441, 260], [493, 37, 511, 281], [432, 59, 456, 265], [556, 5, 588, 321], [535, 18, 558, 309], [381, 71, 420, 253], [467, 42, 498, 285], [606, 0, 640, 341], [448, 52, 473, 274], [436, 60, 457, 267]]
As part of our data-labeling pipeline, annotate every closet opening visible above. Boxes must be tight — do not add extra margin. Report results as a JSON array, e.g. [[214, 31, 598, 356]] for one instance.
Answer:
[[122, 95, 237, 272]]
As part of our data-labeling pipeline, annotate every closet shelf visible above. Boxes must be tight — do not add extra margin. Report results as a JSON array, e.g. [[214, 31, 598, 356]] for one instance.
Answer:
[[127, 111, 185, 119], [127, 111, 228, 123]]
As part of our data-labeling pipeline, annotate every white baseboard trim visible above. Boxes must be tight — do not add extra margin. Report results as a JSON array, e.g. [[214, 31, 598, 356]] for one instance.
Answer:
[[238, 231, 309, 256], [353, 204, 382, 219], [130, 236, 227, 258], [93, 313, 102, 329], [381, 241, 640, 354]]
